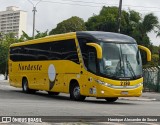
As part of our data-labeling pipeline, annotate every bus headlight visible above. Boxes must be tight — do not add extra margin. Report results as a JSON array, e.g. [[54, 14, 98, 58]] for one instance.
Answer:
[[96, 80, 105, 85], [96, 79, 112, 87], [136, 82, 143, 87]]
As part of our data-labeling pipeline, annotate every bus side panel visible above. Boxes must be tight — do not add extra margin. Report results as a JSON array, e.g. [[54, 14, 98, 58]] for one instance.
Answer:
[[53, 60, 82, 93], [9, 61, 22, 88], [51, 73, 64, 92], [78, 71, 101, 97]]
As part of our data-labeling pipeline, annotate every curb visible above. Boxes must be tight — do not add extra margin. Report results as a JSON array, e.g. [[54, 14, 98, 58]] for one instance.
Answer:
[[0, 80, 9, 83], [119, 97, 156, 101]]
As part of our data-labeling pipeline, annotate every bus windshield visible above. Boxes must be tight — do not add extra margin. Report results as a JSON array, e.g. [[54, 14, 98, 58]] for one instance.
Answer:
[[99, 42, 142, 80]]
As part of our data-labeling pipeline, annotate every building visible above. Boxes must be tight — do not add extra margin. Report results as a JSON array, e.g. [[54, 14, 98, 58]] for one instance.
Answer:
[[0, 6, 27, 38]]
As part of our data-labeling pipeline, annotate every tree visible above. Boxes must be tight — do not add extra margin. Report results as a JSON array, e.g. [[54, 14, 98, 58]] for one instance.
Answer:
[[155, 25, 160, 38], [34, 30, 48, 39], [85, 6, 159, 46], [133, 13, 158, 47], [86, 6, 119, 32], [0, 30, 49, 79], [130, 13, 159, 66], [85, 6, 159, 67], [49, 16, 86, 35], [20, 30, 48, 41], [0, 33, 19, 79]]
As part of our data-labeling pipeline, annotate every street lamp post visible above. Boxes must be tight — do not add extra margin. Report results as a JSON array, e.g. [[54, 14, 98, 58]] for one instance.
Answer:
[[27, 0, 42, 38], [118, 0, 122, 33], [32, 6, 37, 38]]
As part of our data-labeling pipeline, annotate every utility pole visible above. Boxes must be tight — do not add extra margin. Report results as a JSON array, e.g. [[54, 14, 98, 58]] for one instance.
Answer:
[[32, 6, 37, 38], [118, 0, 122, 33], [27, 0, 42, 38]]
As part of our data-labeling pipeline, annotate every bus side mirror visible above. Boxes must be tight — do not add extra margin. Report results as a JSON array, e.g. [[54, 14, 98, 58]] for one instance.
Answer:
[[138, 45, 151, 61], [86, 43, 102, 59]]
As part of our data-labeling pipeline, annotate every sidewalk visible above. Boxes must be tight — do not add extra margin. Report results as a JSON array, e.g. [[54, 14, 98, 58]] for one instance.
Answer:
[[141, 92, 160, 101], [120, 92, 160, 101], [0, 80, 9, 83]]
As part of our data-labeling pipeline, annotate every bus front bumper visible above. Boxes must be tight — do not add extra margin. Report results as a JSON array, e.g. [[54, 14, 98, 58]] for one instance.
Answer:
[[95, 85, 143, 98]]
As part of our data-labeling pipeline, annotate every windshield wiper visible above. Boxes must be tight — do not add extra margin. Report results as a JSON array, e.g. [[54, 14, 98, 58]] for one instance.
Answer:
[[115, 55, 136, 79], [115, 46, 125, 77], [115, 60, 125, 77], [125, 55, 136, 78]]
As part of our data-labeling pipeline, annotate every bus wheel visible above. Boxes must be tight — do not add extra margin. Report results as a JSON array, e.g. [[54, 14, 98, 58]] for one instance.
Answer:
[[48, 92, 59, 96], [22, 78, 30, 93], [70, 83, 86, 101], [105, 97, 118, 102]]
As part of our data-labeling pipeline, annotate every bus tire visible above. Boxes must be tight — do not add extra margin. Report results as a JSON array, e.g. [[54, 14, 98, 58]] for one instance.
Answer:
[[70, 83, 86, 101], [22, 78, 30, 93], [105, 97, 118, 102], [48, 92, 59, 96]]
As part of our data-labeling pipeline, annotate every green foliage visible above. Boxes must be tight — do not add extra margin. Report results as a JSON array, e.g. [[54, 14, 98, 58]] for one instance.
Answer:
[[0, 30, 49, 76], [0, 6, 159, 76], [85, 6, 160, 67], [85, 6, 159, 46], [142, 13, 158, 33], [49, 16, 86, 35], [0, 33, 20, 75], [129, 10, 141, 23], [21, 31, 32, 40], [35, 30, 48, 39], [147, 44, 160, 56], [86, 6, 118, 32], [143, 54, 159, 68], [133, 13, 159, 48], [0, 44, 6, 74], [155, 25, 160, 37], [20, 30, 48, 41], [141, 45, 160, 68]]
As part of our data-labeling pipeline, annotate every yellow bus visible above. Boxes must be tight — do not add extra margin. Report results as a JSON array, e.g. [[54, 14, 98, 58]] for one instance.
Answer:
[[9, 31, 151, 102]]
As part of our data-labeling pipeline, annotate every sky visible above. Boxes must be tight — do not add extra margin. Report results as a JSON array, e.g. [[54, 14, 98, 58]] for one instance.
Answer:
[[0, 0, 160, 46]]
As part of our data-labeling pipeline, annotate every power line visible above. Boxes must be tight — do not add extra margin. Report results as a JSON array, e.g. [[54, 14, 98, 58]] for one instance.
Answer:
[[33, 0, 117, 6], [33, 0, 160, 10], [38, 0, 104, 7], [32, 0, 160, 13], [124, 5, 160, 10], [126, 9, 160, 13]]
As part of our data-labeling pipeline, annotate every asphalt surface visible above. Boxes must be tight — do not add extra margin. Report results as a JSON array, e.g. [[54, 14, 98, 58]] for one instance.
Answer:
[[1, 80, 160, 101], [0, 80, 160, 125]]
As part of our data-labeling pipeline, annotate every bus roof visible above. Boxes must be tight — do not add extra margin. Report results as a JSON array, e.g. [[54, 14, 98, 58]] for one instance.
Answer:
[[10, 32, 76, 47], [76, 31, 136, 43], [10, 31, 136, 47]]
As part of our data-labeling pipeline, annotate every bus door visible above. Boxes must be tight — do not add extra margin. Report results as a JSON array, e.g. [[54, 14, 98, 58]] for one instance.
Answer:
[[86, 46, 99, 95], [80, 44, 99, 96]]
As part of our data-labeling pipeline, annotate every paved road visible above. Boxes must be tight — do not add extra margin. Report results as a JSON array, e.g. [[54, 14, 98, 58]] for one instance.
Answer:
[[0, 80, 160, 124]]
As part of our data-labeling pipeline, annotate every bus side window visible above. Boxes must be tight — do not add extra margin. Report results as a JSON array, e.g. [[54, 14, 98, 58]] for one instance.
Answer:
[[78, 38, 89, 68], [78, 38, 97, 73], [88, 51, 97, 73]]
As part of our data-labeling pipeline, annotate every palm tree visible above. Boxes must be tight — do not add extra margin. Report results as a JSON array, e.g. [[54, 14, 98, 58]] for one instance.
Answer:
[[155, 25, 160, 38], [137, 13, 159, 42], [129, 12, 159, 47]]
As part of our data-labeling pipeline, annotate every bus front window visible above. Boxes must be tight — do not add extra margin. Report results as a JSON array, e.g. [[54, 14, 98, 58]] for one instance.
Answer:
[[99, 42, 142, 80]]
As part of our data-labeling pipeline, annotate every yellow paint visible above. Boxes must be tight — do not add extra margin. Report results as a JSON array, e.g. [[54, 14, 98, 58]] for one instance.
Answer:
[[9, 32, 144, 99], [86, 43, 102, 59], [138, 45, 151, 61]]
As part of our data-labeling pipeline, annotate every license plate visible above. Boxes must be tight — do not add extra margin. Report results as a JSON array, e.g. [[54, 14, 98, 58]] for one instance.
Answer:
[[121, 91, 128, 95]]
